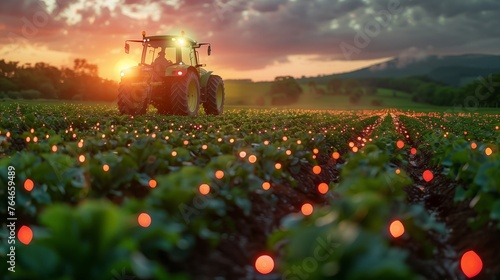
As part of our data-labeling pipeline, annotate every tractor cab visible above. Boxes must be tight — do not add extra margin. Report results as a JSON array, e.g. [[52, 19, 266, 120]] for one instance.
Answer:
[[122, 32, 211, 78]]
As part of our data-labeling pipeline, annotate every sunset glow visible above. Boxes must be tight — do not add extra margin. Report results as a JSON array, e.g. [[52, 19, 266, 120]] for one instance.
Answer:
[[7, 0, 488, 82]]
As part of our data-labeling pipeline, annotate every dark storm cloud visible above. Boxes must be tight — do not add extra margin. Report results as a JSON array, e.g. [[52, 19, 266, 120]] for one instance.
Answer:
[[1, 0, 499, 70], [251, 0, 287, 13]]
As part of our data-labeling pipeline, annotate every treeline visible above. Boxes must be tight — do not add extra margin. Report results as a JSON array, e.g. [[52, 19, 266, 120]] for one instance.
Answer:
[[309, 75, 500, 107], [0, 59, 117, 101]]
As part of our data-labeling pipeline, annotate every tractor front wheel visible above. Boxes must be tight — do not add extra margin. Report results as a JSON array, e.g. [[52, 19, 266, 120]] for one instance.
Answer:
[[118, 82, 150, 115], [203, 75, 225, 115], [169, 71, 200, 116]]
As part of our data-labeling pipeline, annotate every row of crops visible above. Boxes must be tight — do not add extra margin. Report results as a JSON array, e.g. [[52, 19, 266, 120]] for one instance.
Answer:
[[0, 103, 499, 279]]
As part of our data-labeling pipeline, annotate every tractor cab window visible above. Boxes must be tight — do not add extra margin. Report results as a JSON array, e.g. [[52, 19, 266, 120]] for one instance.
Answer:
[[144, 46, 176, 66], [181, 47, 196, 66]]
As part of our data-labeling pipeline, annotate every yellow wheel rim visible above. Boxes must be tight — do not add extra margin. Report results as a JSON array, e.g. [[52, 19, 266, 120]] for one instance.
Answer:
[[216, 84, 223, 109], [187, 80, 198, 113]]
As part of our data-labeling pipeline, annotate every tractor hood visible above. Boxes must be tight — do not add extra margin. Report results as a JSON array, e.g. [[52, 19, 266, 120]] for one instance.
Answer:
[[120, 65, 153, 81], [164, 64, 195, 77]]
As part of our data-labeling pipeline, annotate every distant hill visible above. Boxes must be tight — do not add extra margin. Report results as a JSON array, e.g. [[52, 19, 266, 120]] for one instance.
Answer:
[[301, 54, 500, 86]]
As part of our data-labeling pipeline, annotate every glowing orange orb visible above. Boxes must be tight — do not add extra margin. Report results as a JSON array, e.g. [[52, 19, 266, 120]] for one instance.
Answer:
[[423, 170, 434, 182], [102, 165, 110, 172], [348, 142, 355, 148], [461, 250, 483, 278], [138, 213, 151, 227], [275, 163, 282, 170], [24, 179, 34, 192], [312, 165, 321, 174], [389, 220, 405, 238], [301, 203, 314, 216], [18, 225, 33, 245], [255, 255, 274, 274], [78, 155, 85, 163], [199, 184, 210, 195], [471, 142, 477, 149], [215, 170, 224, 179], [396, 140, 405, 149], [318, 183, 328, 194], [332, 152, 340, 160], [313, 148, 319, 154], [485, 148, 493, 156], [248, 155, 257, 163], [262, 182, 271, 190], [148, 179, 157, 188], [352, 147, 358, 153], [410, 148, 417, 155]]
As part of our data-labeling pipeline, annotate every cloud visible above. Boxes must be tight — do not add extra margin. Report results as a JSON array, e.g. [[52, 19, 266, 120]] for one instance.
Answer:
[[1, 0, 500, 74]]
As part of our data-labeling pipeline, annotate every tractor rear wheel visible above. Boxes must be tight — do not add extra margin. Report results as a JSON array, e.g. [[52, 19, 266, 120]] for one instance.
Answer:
[[203, 75, 225, 115], [118, 82, 150, 115], [169, 71, 200, 116]]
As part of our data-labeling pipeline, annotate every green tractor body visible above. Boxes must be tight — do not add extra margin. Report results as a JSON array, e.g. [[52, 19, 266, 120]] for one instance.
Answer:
[[118, 32, 225, 116]]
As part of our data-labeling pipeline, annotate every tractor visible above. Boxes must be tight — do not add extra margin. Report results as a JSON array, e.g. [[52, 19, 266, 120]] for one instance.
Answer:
[[118, 31, 225, 116]]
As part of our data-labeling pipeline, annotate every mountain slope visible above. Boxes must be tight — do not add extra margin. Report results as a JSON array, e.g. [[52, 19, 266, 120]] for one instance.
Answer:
[[302, 54, 500, 86]]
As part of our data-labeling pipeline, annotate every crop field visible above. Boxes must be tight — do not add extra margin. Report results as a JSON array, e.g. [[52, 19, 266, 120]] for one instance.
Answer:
[[1, 102, 499, 279]]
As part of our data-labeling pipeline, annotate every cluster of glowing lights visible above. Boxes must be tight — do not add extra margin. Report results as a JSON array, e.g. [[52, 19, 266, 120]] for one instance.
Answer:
[[24, 179, 34, 192], [460, 250, 483, 278], [301, 203, 314, 216], [199, 184, 210, 195], [138, 213, 151, 228], [255, 255, 274, 274], [18, 225, 33, 245], [389, 220, 405, 238], [423, 170, 434, 182]]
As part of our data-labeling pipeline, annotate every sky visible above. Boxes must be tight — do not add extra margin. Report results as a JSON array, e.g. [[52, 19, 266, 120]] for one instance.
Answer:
[[1, 0, 500, 82]]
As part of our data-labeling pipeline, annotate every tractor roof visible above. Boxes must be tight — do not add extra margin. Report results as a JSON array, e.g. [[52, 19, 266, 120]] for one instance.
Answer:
[[144, 35, 198, 47]]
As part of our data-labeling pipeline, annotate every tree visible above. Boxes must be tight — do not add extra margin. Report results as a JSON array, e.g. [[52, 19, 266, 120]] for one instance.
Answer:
[[269, 76, 303, 105], [0, 59, 117, 101], [327, 78, 342, 95]]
